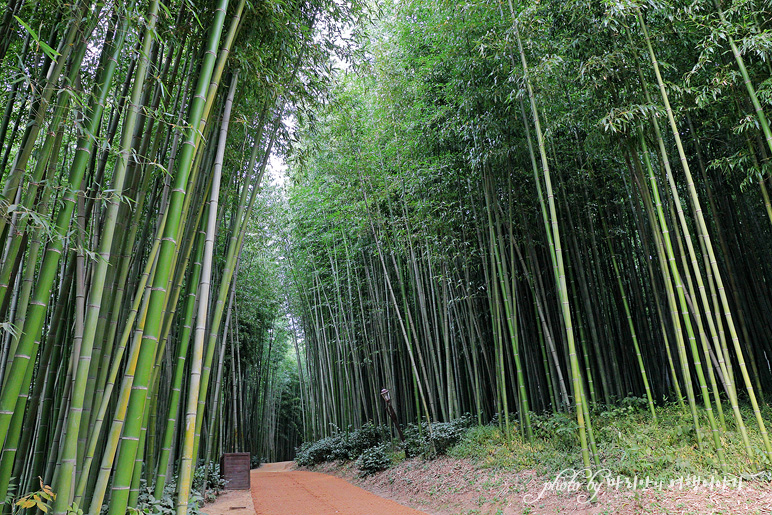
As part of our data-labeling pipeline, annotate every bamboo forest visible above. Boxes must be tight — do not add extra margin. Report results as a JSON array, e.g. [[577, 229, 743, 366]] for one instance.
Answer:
[[1, 0, 772, 512]]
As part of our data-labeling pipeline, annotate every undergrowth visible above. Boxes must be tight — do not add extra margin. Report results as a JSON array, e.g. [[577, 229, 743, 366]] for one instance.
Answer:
[[295, 422, 386, 471], [449, 398, 772, 482], [294, 416, 472, 475], [356, 444, 392, 476], [403, 415, 473, 459], [132, 462, 227, 515], [295, 398, 772, 483]]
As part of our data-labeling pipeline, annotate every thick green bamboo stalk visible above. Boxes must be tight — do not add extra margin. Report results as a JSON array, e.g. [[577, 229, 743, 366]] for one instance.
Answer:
[[81, 213, 165, 511], [23, 278, 68, 493], [153, 218, 206, 497], [87, 147, 157, 433], [0, 22, 93, 317], [177, 71, 237, 515], [0, 166, 55, 499], [80, 41, 176, 450]]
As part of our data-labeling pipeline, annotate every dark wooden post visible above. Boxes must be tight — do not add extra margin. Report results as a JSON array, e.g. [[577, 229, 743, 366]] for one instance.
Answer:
[[380, 388, 405, 442]]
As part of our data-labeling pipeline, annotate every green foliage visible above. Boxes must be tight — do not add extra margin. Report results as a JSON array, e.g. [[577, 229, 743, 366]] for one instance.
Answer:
[[295, 437, 339, 467], [404, 416, 473, 459], [530, 411, 580, 451], [3, 481, 84, 515], [356, 444, 392, 477], [596, 395, 649, 419], [294, 423, 387, 466], [11, 480, 55, 513], [449, 401, 772, 481], [193, 463, 228, 501], [402, 425, 431, 459], [13, 15, 60, 61], [132, 464, 225, 515], [344, 422, 383, 458]]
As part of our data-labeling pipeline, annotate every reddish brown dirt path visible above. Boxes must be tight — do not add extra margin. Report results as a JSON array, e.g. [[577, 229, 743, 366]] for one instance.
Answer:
[[250, 462, 429, 515], [201, 462, 429, 515]]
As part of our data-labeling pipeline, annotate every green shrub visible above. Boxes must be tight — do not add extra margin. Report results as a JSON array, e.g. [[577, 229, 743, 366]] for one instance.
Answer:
[[403, 423, 432, 458], [530, 411, 579, 450], [432, 416, 472, 454], [132, 463, 225, 515], [347, 422, 381, 456], [404, 415, 472, 459], [295, 423, 387, 466], [328, 434, 352, 461], [356, 444, 391, 476], [448, 425, 507, 460], [135, 478, 203, 515], [193, 463, 227, 501], [296, 416, 471, 466], [295, 436, 339, 466]]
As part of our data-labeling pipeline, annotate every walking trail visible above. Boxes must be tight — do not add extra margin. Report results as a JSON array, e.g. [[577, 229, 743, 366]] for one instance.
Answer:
[[202, 461, 428, 515]]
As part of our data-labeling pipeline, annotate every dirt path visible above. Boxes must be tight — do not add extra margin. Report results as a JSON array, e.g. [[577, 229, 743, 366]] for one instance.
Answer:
[[202, 462, 428, 515]]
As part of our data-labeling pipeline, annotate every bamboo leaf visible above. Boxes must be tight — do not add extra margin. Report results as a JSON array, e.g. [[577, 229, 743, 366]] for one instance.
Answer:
[[14, 16, 60, 60]]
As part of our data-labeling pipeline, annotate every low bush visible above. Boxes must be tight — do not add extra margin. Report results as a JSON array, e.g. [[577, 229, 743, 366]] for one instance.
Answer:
[[432, 416, 473, 454], [404, 415, 473, 459], [295, 423, 388, 466], [402, 424, 429, 458], [356, 444, 391, 476], [134, 478, 202, 515], [295, 436, 340, 466], [530, 411, 579, 451], [347, 422, 382, 456], [193, 462, 227, 501]]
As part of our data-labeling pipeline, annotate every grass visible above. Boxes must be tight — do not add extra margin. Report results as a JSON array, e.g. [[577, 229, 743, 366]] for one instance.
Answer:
[[448, 398, 772, 483]]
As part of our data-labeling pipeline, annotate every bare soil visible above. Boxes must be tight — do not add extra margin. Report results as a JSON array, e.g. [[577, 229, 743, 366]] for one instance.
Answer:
[[313, 457, 772, 515]]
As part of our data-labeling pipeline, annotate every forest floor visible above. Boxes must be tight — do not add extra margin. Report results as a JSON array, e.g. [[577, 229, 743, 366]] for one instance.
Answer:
[[312, 457, 772, 515]]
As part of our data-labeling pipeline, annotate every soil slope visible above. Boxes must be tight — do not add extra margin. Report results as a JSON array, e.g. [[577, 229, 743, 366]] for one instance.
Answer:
[[317, 457, 772, 515]]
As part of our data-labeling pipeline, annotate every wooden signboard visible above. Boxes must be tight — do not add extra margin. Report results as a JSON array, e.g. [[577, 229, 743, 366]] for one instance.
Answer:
[[220, 452, 251, 490]]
